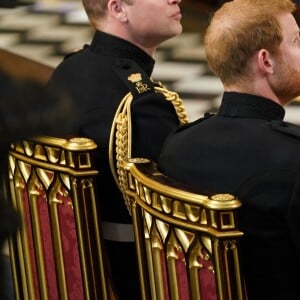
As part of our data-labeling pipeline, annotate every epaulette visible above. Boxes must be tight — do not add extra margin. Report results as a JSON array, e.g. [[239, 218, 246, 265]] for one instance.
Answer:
[[112, 58, 155, 98], [271, 120, 300, 139], [175, 112, 215, 133], [63, 44, 89, 60]]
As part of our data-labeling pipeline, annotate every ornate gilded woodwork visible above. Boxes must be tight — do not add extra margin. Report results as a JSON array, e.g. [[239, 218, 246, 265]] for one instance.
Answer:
[[121, 159, 246, 300], [8, 136, 115, 300]]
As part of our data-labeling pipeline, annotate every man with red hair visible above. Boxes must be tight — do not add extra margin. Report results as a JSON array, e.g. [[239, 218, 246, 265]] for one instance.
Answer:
[[159, 0, 300, 298]]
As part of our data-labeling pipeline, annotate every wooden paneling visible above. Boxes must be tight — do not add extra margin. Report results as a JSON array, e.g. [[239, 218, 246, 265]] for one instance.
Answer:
[[0, 48, 53, 83]]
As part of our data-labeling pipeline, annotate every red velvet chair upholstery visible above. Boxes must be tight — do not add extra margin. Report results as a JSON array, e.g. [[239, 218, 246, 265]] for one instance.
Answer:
[[120, 158, 247, 300], [8, 136, 117, 300]]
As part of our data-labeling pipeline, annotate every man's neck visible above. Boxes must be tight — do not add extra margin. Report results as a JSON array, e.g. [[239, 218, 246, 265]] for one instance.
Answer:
[[96, 22, 157, 57], [224, 82, 285, 107]]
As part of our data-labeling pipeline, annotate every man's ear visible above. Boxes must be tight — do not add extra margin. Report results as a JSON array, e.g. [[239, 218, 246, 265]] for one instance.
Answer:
[[107, 0, 128, 22], [257, 49, 274, 75]]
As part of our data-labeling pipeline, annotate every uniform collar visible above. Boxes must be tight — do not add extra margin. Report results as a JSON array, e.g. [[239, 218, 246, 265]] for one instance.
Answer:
[[89, 30, 155, 77], [218, 92, 285, 121]]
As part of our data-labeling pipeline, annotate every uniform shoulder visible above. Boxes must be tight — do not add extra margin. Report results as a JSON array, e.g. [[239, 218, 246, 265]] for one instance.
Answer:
[[112, 57, 155, 98], [174, 113, 214, 133], [63, 44, 89, 60], [271, 120, 300, 140]]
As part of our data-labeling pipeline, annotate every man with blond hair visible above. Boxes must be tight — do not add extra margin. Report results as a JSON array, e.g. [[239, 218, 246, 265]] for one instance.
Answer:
[[48, 0, 185, 298], [158, 0, 300, 298]]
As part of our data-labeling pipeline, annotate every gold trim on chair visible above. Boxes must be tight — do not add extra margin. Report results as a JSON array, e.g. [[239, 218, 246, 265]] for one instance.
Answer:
[[8, 136, 116, 300], [121, 159, 246, 300]]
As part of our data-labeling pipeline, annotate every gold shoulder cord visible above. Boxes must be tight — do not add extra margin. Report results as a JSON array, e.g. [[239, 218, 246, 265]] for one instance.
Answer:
[[109, 84, 189, 212]]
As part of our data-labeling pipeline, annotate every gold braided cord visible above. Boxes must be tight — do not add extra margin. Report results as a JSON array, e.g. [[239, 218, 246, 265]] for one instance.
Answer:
[[109, 86, 189, 213], [154, 84, 189, 125], [109, 93, 133, 211]]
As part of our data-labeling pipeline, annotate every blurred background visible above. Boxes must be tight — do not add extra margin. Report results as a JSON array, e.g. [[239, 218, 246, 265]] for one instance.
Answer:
[[1, 0, 300, 123]]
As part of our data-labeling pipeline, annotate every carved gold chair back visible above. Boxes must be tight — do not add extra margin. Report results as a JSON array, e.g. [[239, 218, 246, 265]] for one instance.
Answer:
[[121, 159, 247, 300], [8, 136, 117, 300]]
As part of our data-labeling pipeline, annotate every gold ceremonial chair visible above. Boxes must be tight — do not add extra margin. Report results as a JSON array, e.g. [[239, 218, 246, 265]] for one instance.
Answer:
[[120, 158, 246, 300], [7, 136, 117, 300]]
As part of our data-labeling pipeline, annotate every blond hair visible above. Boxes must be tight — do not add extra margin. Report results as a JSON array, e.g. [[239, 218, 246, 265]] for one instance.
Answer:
[[204, 0, 296, 85]]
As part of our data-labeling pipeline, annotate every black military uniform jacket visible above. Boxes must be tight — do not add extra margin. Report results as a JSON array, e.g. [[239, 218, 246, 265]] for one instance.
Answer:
[[48, 31, 180, 299], [159, 92, 300, 300]]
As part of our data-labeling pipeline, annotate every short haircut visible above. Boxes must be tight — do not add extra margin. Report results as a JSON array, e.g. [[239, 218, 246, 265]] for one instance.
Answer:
[[82, 0, 133, 25], [204, 0, 296, 85]]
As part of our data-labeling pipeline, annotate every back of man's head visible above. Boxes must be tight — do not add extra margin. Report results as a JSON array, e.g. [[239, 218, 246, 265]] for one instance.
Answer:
[[204, 0, 296, 86]]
